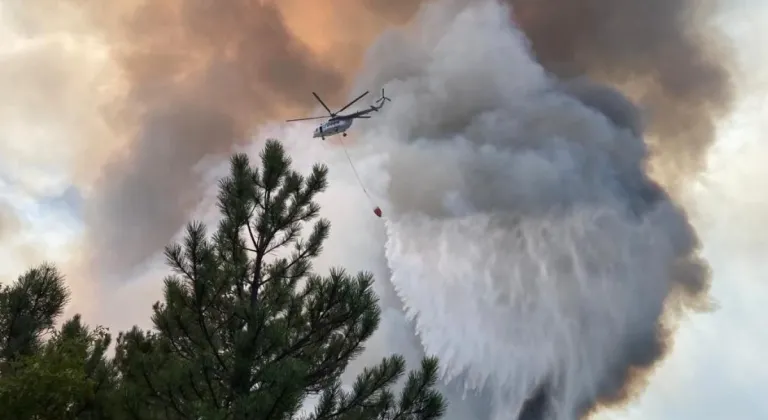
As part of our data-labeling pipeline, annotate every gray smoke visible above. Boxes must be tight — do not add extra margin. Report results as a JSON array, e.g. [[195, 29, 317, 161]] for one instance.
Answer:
[[334, 1, 713, 418], [37, 0, 723, 416], [75, 0, 732, 282], [334, 0, 736, 183], [83, 0, 346, 279], [507, 0, 734, 186]]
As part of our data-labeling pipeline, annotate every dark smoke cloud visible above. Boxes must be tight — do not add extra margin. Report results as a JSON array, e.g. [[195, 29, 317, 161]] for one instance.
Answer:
[[85, 0, 347, 277], [82, 0, 733, 280], [346, 1, 719, 417], [362, 0, 427, 21], [353, 0, 735, 181], [508, 0, 734, 182], [79, 0, 446, 279]]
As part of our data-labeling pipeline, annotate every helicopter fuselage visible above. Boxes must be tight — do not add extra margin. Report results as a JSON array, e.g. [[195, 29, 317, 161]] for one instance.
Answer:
[[313, 117, 353, 139], [287, 88, 389, 140]]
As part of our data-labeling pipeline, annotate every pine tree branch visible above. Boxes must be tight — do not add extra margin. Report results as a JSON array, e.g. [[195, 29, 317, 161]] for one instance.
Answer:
[[248, 196, 309, 307], [305, 334, 367, 388], [392, 358, 445, 420], [141, 367, 184, 418], [2, 300, 21, 361], [264, 298, 363, 390], [71, 357, 110, 417], [161, 279, 228, 377], [202, 367, 221, 410], [311, 358, 403, 420], [263, 230, 298, 256], [264, 382, 292, 420], [125, 404, 143, 420], [177, 375, 193, 406], [246, 224, 259, 258], [206, 279, 230, 316], [165, 332, 192, 363], [171, 312, 198, 359], [166, 246, 194, 284], [188, 369, 205, 404], [258, 244, 313, 289], [195, 297, 228, 377], [199, 320, 226, 363], [250, 252, 265, 308], [164, 381, 187, 419], [250, 294, 341, 392]]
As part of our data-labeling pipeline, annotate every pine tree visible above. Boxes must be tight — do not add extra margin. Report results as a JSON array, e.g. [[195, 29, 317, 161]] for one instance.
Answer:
[[0, 265, 117, 418], [115, 139, 446, 420], [0, 264, 70, 366]]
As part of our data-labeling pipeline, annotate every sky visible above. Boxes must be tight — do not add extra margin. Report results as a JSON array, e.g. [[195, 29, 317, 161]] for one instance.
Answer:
[[614, 2, 768, 416], [601, 3, 768, 416], [0, 0, 766, 418]]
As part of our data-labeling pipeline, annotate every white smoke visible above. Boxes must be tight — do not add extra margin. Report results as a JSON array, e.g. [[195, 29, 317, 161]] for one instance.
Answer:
[[354, 1, 705, 418], [247, 0, 710, 418]]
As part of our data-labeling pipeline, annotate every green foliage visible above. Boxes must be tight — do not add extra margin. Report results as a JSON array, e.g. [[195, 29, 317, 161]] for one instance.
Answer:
[[116, 139, 446, 419], [0, 139, 447, 420], [0, 263, 70, 366], [0, 266, 117, 419]]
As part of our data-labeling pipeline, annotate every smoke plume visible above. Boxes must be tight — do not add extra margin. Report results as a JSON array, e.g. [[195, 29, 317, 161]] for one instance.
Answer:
[[282, 0, 736, 186], [83, 0, 347, 278], [333, 1, 712, 417], [72, 0, 725, 415], [507, 0, 734, 186], [2, 0, 733, 417], [71, 0, 732, 281]]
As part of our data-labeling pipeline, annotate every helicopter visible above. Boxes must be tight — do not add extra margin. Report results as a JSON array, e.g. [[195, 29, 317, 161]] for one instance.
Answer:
[[286, 88, 391, 140]]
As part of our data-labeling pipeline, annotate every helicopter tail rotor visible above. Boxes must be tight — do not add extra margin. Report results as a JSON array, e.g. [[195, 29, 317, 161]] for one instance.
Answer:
[[378, 88, 391, 103]]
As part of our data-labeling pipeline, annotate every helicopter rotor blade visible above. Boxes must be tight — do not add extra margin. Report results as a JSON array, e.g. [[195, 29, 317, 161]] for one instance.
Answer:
[[335, 91, 369, 115], [312, 92, 334, 116], [286, 116, 328, 122]]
